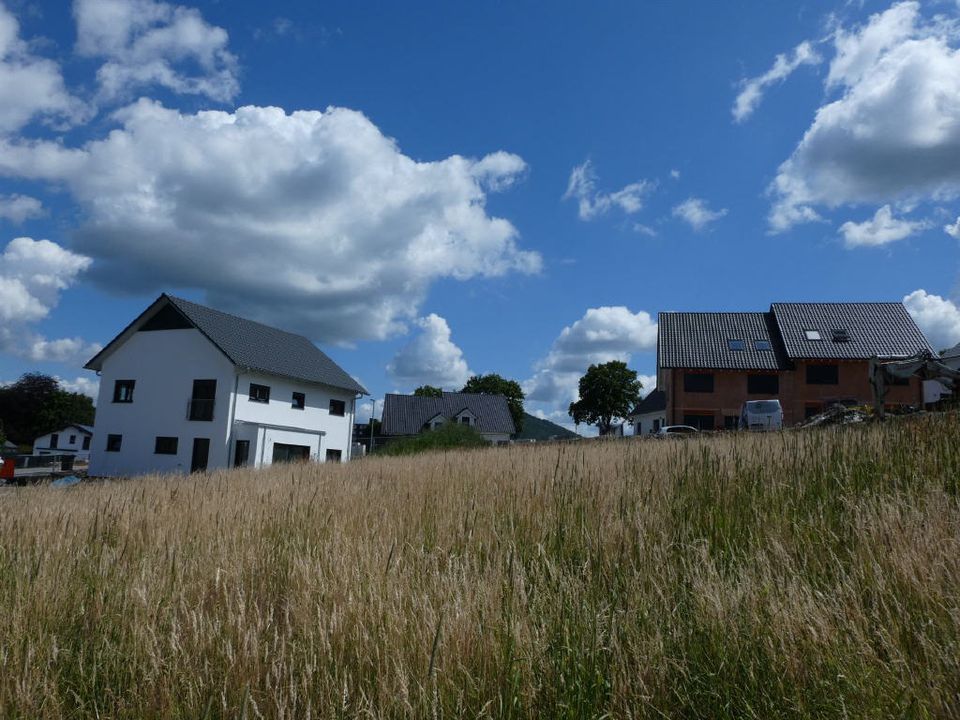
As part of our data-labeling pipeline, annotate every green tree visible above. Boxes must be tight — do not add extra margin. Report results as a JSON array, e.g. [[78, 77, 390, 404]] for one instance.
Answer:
[[0, 373, 95, 444], [461, 374, 524, 433], [413, 385, 443, 397], [568, 361, 641, 436]]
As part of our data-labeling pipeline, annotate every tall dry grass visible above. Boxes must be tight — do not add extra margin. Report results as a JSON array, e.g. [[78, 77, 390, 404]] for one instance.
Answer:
[[1, 415, 959, 718]]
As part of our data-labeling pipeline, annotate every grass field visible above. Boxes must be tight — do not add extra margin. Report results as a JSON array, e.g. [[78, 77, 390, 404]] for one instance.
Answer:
[[2, 415, 959, 718]]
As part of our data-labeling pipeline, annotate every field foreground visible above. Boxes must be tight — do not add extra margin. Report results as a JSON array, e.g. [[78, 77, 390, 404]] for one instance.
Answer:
[[2, 417, 960, 718]]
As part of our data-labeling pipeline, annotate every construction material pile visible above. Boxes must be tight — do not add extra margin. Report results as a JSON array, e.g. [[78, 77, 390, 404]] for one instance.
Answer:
[[799, 404, 872, 428]]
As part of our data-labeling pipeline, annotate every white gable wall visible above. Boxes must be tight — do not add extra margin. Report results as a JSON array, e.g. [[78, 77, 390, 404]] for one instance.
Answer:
[[89, 328, 235, 477], [633, 410, 666, 436], [33, 427, 92, 458]]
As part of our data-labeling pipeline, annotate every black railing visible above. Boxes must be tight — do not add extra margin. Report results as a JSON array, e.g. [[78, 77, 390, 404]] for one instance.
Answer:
[[187, 398, 215, 421]]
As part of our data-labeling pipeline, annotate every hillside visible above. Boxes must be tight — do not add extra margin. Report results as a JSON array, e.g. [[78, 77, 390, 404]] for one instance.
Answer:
[[2, 415, 959, 718], [513, 411, 580, 440]]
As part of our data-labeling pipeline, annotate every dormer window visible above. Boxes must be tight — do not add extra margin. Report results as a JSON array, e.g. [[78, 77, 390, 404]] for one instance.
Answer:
[[831, 329, 850, 343], [804, 330, 822, 341], [728, 339, 745, 351]]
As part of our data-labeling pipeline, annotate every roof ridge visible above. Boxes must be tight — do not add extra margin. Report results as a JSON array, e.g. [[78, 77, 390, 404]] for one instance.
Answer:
[[165, 294, 312, 343]]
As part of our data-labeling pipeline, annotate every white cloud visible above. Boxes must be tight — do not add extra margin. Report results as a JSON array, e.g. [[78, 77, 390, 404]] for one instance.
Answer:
[[670, 169, 681, 180], [56, 375, 99, 399], [563, 159, 654, 220], [0, 100, 540, 344], [524, 306, 657, 407], [733, 40, 821, 122], [672, 197, 728, 231], [944, 215, 960, 239], [903, 289, 960, 350], [839, 204, 930, 247], [770, 2, 960, 231], [73, 0, 239, 102], [0, 237, 101, 364], [0, 193, 42, 222], [0, 3, 87, 133], [386, 313, 472, 390]]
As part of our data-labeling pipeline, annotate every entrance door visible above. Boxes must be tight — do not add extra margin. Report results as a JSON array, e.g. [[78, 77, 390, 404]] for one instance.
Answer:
[[191, 438, 210, 472]]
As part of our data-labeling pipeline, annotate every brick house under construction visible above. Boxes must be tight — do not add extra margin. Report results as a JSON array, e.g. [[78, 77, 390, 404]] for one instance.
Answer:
[[657, 302, 933, 429]]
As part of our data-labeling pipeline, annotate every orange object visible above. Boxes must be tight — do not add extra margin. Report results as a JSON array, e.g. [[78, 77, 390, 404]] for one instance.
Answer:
[[0, 458, 14, 480]]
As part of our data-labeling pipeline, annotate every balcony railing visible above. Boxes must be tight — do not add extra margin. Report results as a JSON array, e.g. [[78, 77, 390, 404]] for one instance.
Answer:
[[187, 398, 215, 421]]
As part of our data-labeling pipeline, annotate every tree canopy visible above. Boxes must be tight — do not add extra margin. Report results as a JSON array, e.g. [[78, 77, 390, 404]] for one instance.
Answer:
[[413, 385, 443, 397], [0, 373, 95, 446], [461, 374, 524, 433], [568, 361, 642, 436]]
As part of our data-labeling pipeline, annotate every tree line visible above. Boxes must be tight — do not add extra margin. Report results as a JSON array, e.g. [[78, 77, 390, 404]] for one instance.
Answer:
[[0, 374, 95, 449]]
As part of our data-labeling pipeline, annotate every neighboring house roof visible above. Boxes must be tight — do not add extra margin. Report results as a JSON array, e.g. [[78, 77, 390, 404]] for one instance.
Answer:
[[658, 312, 789, 370], [771, 302, 934, 360], [85, 294, 367, 394], [381, 392, 516, 436], [36, 424, 94, 440], [630, 389, 666, 417], [942, 342, 960, 360]]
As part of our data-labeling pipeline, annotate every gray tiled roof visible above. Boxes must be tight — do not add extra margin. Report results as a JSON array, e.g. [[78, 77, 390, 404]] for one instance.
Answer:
[[87, 294, 366, 394], [939, 342, 960, 359], [630, 388, 665, 417], [771, 302, 934, 360], [658, 312, 789, 370], [381, 392, 516, 436]]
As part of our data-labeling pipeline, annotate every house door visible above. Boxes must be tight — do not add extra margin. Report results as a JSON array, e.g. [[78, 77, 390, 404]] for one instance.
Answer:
[[191, 438, 210, 472]]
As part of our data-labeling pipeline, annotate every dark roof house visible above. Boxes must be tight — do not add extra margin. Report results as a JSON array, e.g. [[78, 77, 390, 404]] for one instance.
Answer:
[[629, 389, 666, 418], [381, 392, 516, 437]]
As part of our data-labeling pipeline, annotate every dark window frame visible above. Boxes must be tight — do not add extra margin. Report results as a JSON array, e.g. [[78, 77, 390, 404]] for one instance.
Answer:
[[292, 391, 306, 410], [106, 434, 122, 452], [806, 364, 839, 385], [249, 383, 271, 403], [683, 372, 715, 393], [154, 436, 179, 455], [234, 439, 250, 467], [747, 374, 780, 395], [50, 433, 59, 449], [113, 379, 135, 403], [329, 398, 346, 416], [682, 413, 715, 431], [326, 448, 342, 463], [82, 436, 91, 450]]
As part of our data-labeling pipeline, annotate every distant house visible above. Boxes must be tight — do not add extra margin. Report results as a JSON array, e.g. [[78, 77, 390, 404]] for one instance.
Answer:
[[629, 389, 666, 435], [381, 392, 515, 444], [84, 294, 366, 477], [33, 424, 94, 459], [658, 302, 932, 429], [924, 341, 960, 404]]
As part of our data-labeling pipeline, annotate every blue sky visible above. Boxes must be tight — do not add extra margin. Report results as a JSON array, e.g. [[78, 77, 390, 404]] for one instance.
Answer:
[[2, 0, 960, 429]]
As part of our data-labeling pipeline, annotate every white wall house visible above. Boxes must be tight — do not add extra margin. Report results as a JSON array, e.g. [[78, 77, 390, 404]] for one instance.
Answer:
[[33, 424, 94, 459], [630, 389, 666, 436], [85, 294, 366, 478], [380, 392, 515, 444]]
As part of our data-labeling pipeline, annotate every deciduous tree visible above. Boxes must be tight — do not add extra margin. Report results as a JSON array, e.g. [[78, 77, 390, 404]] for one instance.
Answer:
[[568, 361, 641, 436]]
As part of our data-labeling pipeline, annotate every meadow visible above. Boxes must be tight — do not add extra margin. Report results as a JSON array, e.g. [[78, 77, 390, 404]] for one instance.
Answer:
[[1, 415, 959, 718]]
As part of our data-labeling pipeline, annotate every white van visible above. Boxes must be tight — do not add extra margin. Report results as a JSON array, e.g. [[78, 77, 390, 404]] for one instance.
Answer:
[[739, 399, 783, 431]]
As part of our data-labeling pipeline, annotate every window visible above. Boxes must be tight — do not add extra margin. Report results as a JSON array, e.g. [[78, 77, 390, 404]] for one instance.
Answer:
[[154, 436, 178, 455], [292, 392, 305, 410], [82, 436, 91, 450], [728, 339, 746, 351], [50, 433, 59, 449], [113, 379, 135, 403], [249, 383, 270, 403], [747, 374, 779, 395], [806, 364, 839, 385], [652, 419, 661, 432], [329, 399, 346, 416], [805, 404, 823, 419], [234, 439, 250, 467], [754, 340, 772, 351], [188, 379, 216, 421], [326, 448, 342, 463], [106, 434, 122, 452], [683, 414, 715, 431], [460, 416, 471, 425], [683, 372, 714, 393], [804, 330, 822, 341], [831, 329, 850, 343]]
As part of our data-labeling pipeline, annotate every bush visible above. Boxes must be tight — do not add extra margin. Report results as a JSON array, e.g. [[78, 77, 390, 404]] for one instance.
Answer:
[[377, 421, 490, 456]]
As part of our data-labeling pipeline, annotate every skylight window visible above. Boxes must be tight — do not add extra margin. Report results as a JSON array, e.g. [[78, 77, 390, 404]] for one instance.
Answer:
[[831, 329, 850, 343], [754, 340, 772, 351], [805, 330, 822, 341], [728, 339, 745, 351]]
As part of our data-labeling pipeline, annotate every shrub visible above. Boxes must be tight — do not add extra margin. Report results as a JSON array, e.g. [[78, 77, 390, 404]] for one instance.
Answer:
[[378, 421, 490, 456]]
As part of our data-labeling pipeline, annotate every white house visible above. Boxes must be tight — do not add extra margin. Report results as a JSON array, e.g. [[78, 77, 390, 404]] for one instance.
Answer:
[[629, 389, 666, 436], [33, 424, 94, 459], [380, 392, 515, 444], [85, 294, 367, 478]]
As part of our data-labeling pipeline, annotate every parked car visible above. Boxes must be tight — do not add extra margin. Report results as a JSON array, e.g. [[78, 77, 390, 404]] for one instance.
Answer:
[[739, 399, 783, 431], [656, 425, 700, 438]]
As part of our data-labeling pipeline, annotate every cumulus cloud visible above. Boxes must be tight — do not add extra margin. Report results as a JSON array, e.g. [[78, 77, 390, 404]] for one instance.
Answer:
[[0, 3, 87, 133], [770, 2, 960, 231], [73, 0, 239, 102], [563, 159, 654, 220], [0, 100, 540, 344], [672, 197, 728, 231], [524, 306, 657, 407], [839, 204, 930, 247], [0, 237, 101, 364], [944, 216, 960, 239], [733, 40, 821, 122], [386, 313, 472, 390], [57, 375, 99, 399], [0, 193, 42, 222], [903, 289, 960, 350]]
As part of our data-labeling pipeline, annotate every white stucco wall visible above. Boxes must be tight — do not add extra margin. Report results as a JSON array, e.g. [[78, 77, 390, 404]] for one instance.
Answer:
[[633, 411, 666, 436], [89, 328, 235, 477], [33, 427, 92, 459]]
